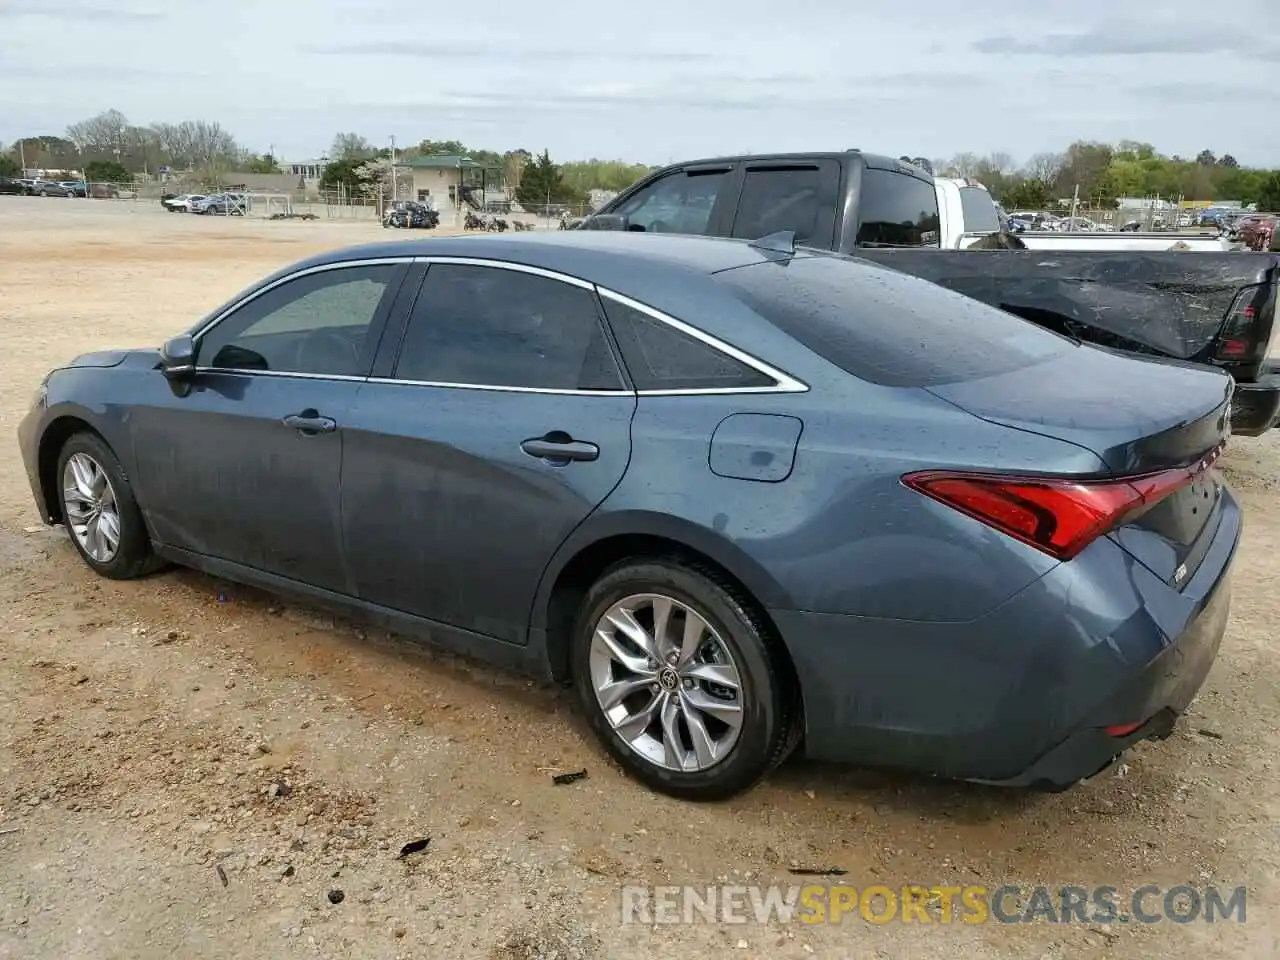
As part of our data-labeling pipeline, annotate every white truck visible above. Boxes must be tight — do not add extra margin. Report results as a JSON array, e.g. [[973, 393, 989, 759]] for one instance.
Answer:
[[936, 178, 1233, 252]]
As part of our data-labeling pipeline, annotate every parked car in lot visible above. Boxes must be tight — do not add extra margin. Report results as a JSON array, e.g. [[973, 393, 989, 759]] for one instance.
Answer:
[[29, 178, 74, 197], [19, 232, 1239, 800], [189, 194, 219, 214], [162, 194, 206, 212], [59, 180, 87, 197], [580, 150, 1280, 434], [0, 177, 27, 195], [194, 194, 246, 215], [1237, 214, 1277, 251]]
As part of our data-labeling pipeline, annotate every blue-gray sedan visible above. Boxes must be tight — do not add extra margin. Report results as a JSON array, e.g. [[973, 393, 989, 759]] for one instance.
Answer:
[[17, 231, 1239, 800]]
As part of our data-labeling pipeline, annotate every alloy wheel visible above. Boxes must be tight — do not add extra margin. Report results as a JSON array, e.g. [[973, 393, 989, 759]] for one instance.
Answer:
[[588, 593, 745, 772], [62, 452, 122, 563]]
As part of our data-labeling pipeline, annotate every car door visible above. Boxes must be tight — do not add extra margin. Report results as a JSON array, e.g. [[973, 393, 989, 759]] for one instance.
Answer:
[[129, 258, 411, 592], [340, 259, 637, 643]]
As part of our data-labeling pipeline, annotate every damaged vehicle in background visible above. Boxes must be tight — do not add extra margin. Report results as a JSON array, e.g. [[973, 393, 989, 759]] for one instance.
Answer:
[[382, 200, 440, 230], [581, 150, 1280, 436]]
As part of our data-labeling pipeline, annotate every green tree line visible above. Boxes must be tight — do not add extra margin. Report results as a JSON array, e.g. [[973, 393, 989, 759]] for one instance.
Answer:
[[931, 141, 1280, 210]]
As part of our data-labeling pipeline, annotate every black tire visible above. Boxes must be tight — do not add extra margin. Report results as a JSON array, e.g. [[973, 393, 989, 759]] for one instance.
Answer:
[[56, 432, 163, 580], [571, 557, 800, 801]]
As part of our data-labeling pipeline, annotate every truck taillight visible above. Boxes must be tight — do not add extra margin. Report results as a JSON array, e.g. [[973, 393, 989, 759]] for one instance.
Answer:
[[1216, 283, 1274, 363], [1265, 284, 1280, 364]]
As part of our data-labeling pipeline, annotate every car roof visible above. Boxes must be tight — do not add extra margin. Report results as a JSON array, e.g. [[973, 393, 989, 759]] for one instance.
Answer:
[[293, 231, 809, 285], [625, 149, 933, 184]]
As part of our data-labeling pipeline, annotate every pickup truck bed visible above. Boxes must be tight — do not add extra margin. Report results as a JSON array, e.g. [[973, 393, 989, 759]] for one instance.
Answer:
[[584, 150, 1280, 435]]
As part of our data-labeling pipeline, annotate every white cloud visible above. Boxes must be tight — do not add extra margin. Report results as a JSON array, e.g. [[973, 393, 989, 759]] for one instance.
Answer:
[[0, 0, 1275, 165]]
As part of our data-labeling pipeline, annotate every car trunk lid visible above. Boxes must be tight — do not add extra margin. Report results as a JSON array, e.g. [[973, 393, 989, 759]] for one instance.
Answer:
[[926, 345, 1232, 587]]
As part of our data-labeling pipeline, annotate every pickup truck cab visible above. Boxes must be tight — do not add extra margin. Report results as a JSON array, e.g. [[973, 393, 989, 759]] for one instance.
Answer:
[[583, 150, 1280, 435]]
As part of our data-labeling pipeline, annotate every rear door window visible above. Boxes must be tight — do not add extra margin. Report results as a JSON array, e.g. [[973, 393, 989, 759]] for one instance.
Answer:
[[716, 254, 1071, 387], [729, 163, 839, 247], [394, 263, 623, 391], [856, 169, 942, 247]]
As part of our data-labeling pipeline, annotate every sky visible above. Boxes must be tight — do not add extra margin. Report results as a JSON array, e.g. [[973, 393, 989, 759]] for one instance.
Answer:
[[2, 0, 1278, 167]]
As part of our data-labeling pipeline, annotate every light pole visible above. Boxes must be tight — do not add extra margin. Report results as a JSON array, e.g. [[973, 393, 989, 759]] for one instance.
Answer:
[[389, 135, 397, 201]]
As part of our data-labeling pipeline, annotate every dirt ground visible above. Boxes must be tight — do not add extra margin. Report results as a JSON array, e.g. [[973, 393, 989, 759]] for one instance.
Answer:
[[1, 197, 1278, 960]]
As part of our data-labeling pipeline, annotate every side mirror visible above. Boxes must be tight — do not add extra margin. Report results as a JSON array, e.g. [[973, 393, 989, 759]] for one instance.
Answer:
[[159, 335, 196, 379], [579, 213, 629, 231]]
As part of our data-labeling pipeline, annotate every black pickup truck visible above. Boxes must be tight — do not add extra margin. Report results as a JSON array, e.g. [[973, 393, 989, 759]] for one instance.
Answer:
[[581, 150, 1280, 435]]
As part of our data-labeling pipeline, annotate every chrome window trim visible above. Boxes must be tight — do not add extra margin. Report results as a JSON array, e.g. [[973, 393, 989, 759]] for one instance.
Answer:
[[366, 378, 631, 397], [595, 288, 809, 395], [185, 254, 809, 397], [190, 368, 369, 382], [412, 255, 595, 290], [190, 257, 414, 342]]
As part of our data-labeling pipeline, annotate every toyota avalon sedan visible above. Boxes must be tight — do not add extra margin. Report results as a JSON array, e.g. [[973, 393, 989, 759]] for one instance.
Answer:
[[18, 231, 1239, 801]]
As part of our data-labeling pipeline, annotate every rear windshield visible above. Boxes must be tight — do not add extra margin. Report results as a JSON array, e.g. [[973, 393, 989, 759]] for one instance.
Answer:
[[716, 254, 1072, 387], [959, 186, 1002, 233]]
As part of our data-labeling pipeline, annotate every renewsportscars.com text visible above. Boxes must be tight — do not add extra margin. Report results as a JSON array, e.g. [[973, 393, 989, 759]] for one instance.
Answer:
[[620, 883, 1247, 926]]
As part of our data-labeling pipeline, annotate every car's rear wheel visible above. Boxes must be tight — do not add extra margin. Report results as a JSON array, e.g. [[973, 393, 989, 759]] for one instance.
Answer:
[[571, 558, 799, 800], [57, 432, 161, 580]]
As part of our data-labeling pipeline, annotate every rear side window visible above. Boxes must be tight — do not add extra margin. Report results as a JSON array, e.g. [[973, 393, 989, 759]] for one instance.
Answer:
[[959, 186, 1002, 233], [600, 297, 775, 391], [856, 169, 941, 247], [730, 165, 836, 246], [716, 255, 1070, 387]]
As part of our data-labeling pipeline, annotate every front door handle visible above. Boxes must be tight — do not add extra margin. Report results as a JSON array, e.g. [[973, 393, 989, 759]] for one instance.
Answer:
[[282, 410, 337, 434], [520, 434, 599, 463]]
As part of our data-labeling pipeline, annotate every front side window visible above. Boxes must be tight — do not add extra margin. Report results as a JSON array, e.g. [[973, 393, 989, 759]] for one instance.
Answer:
[[614, 169, 728, 235], [856, 169, 942, 247], [394, 263, 623, 391], [198, 264, 398, 376]]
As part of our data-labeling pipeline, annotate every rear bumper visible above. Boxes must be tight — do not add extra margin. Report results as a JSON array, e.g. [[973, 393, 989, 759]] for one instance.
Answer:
[[770, 489, 1240, 787], [975, 574, 1230, 788], [1229, 372, 1280, 436]]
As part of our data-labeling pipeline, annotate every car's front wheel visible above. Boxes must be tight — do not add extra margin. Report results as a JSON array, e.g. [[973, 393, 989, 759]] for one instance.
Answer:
[[57, 432, 161, 580], [571, 558, 799, 800]]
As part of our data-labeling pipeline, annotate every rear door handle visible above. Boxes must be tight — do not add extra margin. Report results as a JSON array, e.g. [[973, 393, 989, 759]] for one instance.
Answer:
[[520, 434, 599, 462], [282, 410, 337, 434]]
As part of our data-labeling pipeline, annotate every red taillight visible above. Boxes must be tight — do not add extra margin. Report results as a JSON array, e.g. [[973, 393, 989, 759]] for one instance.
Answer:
[[1215, 285, 1264, 361], [1104, 721, 1144, 738], [902, 446, 1222, 561]]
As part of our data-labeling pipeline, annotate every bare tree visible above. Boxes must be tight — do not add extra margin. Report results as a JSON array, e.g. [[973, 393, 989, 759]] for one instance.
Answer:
[[985, 151, 1015, 175], [66, 109, 130, 160], [186, 121, 239, 167], [504, 149, 529, 195], [151, 120, 240, 170], [331, 133, 375, 159], [946, 152, 982, 177], [1024, 151, 1065, 184]]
